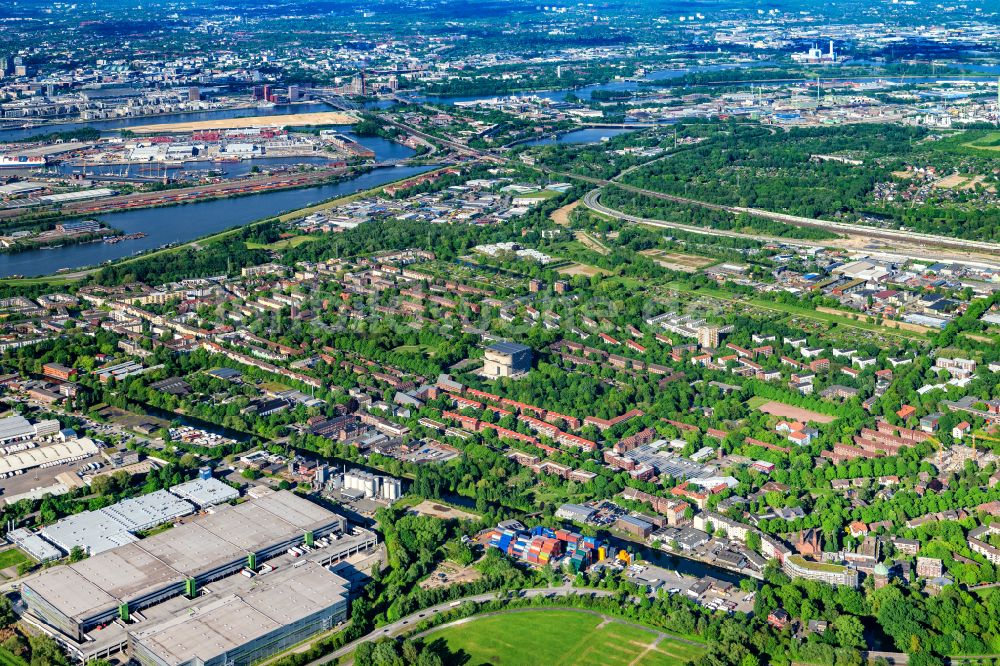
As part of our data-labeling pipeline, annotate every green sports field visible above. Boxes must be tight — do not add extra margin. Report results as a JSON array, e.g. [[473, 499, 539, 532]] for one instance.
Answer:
[[425, 609, 706, 666]]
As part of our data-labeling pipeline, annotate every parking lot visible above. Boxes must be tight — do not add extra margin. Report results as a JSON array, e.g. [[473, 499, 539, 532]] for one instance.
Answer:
[[587, 499, 628, 527], [620, 563, 756, 614]]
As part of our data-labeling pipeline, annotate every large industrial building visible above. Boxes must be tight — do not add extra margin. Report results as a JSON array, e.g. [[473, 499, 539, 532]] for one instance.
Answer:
[[22, 489, 376, 663], [0, 437, 99, 476], [129, 560, 349, 666], [0, 414, 60, 446], [169, 476, 240, 508], [41, 489, 195, 555], [0, 414, 92, 477]]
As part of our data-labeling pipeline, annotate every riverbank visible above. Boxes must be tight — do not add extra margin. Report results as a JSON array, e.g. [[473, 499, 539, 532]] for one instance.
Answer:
[[0, 227, 126, 255], [0, 164, 437, 285], [0, 166, 358, 235]]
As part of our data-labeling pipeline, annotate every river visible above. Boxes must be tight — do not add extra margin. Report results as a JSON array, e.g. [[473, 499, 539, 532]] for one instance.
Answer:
[[602, 533, 748, 584], [0, 164, 432, 278], [520, 128, 638, 147]]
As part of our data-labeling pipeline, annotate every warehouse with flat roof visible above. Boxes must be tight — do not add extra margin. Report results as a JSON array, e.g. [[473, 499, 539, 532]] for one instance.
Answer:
[[0, 414, 59, 446], [22, 490, 347, 643], [40, 489, 195, 556], [130, 560, 350, 666], [169, 477, 239, 508], [0, 437, 99, 476]]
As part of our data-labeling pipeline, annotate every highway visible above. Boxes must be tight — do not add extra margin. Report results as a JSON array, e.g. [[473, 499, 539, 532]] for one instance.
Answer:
[[554, 170, 1000, 257], [582, 188, 826, 248]]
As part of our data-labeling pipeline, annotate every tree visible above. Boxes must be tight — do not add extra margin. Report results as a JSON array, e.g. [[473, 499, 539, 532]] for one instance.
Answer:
[[0, 596, 15, 627], [833, 614, 865, 649], [28, 634, 70, 666], [2, 634, 28, 658]]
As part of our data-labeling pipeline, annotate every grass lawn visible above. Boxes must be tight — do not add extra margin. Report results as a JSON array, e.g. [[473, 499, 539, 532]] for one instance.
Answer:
[[246, 235, 320, 250], [0, 549, 29, 570], [392, 344, 436, 357], [746, 396, 770, 410], [260, 381, 292, 393], [426, 609, 705, 666]]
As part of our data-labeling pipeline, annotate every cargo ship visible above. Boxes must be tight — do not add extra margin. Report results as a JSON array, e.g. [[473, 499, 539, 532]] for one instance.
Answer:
[[0, 155, 47, 169]]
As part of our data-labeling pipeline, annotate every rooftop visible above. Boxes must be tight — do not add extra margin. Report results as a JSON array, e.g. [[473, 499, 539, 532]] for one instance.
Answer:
[[129, 560, 349, 666], [0, 414, 36, 441], [25, 490, 344, 625], [41, 489, 194, 556], [486, 341, 531, 356], [0, 438, 100, 476], [169, 477, 239, 508]]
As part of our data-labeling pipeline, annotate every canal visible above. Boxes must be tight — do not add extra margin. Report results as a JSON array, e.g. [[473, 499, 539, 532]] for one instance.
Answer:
[[603, 533, 748, 585]]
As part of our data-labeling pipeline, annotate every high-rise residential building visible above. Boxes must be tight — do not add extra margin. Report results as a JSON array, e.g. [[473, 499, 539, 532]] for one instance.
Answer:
[[188, 86, 200, 101], [288, 84, 301, 101], [697, 325, 720, 349]]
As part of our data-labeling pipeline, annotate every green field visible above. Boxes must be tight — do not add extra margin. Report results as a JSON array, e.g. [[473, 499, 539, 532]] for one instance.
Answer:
[[246, 235, 320, 250], [0, 549, 29, 570], [959, 130, 1000, 152], [666, 282, 927, 341], [0, 647, 28, 666], [426, 609, 705, 666], [392, 344, 437, 357]]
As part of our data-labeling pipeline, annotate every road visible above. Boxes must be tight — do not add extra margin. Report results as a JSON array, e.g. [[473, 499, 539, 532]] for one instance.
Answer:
[[550, 165, 1000, 258], [582, 188, 816, 246], [581, 188, 1000, 269], [304, 585, 615, 666]]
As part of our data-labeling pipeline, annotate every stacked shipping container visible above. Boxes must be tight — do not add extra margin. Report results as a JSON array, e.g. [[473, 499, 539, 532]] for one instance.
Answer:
[[486, 525, 605, 572]]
